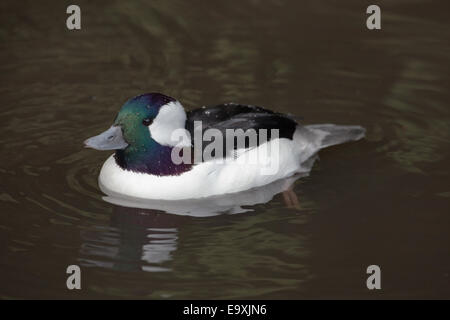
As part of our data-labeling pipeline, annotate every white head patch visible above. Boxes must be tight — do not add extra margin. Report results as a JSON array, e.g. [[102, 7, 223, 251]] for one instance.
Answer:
[[149, 100, 190, 147]]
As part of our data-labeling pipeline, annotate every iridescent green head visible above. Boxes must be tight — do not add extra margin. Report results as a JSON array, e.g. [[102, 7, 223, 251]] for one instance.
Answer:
[[113, 93, 176, 148], [85, 93, 191, 175]]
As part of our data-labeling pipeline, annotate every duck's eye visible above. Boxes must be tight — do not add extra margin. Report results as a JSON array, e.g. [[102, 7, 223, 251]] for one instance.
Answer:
[[142, 118, 153, 126]]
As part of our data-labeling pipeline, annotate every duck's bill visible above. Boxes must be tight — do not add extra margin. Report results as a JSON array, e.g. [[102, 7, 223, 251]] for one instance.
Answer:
[[84, 125, 128, 150]]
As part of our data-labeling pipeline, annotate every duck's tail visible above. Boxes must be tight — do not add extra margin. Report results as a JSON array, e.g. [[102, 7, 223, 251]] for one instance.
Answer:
[[304, 124, 366, 149]]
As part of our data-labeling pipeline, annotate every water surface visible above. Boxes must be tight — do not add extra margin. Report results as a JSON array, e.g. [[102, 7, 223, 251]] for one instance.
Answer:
[[1, 0, 449, 299]]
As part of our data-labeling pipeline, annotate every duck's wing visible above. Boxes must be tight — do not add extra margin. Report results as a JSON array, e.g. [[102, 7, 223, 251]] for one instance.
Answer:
[[187, 103, 273, 124], [186, 103, 298, 157]]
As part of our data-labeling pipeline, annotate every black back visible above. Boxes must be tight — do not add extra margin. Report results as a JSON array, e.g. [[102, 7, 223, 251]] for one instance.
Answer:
[[186, 103, 298, 158]]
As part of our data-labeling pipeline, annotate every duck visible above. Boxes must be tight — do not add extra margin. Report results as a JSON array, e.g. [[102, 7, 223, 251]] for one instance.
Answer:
[[84, 93, 365, 200]]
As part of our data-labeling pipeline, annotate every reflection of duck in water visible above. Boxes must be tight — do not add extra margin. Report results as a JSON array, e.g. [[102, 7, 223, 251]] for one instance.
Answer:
[[80, 206, 186, 272], [79, 174, 304, 272], [84, 93, 365, 200]]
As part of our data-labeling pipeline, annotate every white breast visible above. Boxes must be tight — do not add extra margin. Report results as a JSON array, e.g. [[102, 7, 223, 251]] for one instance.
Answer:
[[98, 126, 319, 200]]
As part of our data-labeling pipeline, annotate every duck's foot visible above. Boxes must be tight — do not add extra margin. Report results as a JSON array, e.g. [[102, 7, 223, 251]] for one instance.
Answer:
[[282, 188, 301, 210]]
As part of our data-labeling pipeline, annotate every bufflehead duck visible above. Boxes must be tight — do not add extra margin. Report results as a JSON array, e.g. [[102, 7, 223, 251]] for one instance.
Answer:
[[84, 93, 365, 200]]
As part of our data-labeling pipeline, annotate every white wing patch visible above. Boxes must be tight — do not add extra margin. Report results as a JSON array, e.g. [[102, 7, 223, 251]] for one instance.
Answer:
[[149, 101, 189, 147]]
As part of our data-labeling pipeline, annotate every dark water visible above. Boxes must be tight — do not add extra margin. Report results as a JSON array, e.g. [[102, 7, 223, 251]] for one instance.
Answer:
[[1, 0, 449, 299]]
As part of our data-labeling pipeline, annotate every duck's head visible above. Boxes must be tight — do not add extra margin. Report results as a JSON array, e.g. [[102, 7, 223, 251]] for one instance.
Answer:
[[84, 93, 188, 152]]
